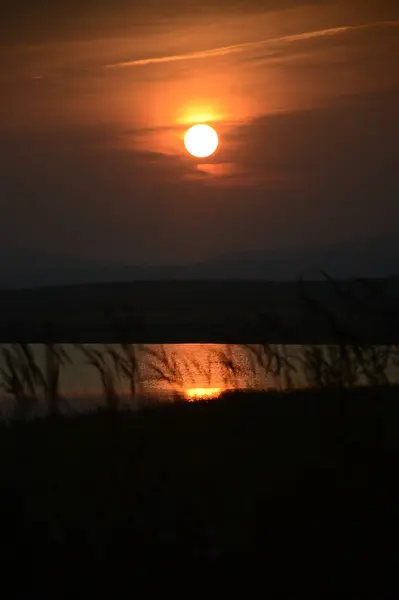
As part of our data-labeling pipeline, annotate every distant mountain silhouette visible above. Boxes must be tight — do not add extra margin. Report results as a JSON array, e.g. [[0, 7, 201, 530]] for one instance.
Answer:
[[198, 234, 399, 280], [1, 234, 399, 289]]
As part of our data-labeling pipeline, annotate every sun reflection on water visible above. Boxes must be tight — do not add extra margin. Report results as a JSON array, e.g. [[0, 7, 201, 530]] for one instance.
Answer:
[[185, 387, 222, 401]]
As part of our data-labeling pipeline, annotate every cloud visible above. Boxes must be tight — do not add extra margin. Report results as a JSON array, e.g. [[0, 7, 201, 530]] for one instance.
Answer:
[[0, 86, 398, 265], [0, 127, 211, 261], [104, 19, 398, 70]]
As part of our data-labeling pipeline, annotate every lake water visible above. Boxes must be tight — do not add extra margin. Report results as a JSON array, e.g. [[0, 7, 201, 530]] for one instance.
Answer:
[[0, 343, 398, 416]]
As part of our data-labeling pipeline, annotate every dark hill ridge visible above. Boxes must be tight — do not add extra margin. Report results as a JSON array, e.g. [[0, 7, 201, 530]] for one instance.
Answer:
[[1, 234, 399, 289], [0, 277, 398, 343]]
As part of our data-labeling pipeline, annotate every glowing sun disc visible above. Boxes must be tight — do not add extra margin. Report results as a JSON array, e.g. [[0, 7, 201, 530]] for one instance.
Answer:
[[184, 124, 219, 158]]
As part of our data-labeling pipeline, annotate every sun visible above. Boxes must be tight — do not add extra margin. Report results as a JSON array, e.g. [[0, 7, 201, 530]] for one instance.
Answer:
[[184, 124, 219, 158]]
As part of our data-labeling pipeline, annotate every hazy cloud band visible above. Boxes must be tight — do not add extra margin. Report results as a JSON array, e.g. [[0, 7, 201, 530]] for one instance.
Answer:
[[104, 19, 399, 69]]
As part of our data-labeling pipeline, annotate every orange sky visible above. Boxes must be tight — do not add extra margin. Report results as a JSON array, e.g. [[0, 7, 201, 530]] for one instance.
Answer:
[[0, 0, 398, 267], [3, 2, 398, 135]]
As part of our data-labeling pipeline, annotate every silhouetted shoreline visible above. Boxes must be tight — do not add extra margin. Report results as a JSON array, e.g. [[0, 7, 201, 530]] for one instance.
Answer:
[[0, 386, 397, 592]]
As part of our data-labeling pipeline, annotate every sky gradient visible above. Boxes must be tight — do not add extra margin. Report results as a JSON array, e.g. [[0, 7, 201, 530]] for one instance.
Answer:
[[1, 0, 398, 269]]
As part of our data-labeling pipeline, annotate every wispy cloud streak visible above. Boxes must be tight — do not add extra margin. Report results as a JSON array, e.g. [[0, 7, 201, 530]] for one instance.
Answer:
[[104, 19, 399, 69]]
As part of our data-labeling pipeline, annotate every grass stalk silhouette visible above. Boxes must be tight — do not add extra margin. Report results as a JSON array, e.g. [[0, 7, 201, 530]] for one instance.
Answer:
[[141, 345, 187, 395], [108, 344, 144, 410], [0, 343, 71, 418], [76, 345, 120, 413]]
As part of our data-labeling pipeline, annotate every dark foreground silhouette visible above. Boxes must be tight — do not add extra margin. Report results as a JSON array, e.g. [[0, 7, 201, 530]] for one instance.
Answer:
[[0, 387, 398, 593]]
